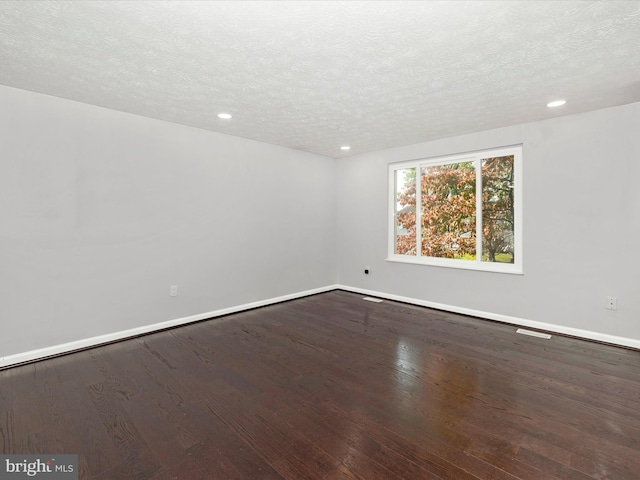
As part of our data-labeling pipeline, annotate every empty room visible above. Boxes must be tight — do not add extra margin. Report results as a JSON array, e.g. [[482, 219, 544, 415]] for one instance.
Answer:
[[1, 1, 640, 479]]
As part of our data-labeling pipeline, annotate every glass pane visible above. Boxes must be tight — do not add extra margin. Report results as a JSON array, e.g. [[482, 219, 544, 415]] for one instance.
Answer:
[[482, 155, 515, 263], [394, 168, 416, 255], [421, 162, 476, 259]]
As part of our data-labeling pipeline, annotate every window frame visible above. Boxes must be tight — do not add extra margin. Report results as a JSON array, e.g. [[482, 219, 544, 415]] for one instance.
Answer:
[[387, 145, 523, 274]]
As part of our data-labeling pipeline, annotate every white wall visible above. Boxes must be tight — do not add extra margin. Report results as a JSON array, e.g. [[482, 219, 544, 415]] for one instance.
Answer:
[[2, 84, 639, 361], [336, 102, 640, 344], [0, 85, 337, 358]]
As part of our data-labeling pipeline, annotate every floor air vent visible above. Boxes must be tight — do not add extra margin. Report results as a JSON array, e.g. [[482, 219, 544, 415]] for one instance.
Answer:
[[516, 328, 551, 339], [363, 297, 383, 303]]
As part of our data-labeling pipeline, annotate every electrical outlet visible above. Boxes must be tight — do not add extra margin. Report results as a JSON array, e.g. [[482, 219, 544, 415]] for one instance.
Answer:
[[606, 296, 617, 310], [170, 285, 178, 297]]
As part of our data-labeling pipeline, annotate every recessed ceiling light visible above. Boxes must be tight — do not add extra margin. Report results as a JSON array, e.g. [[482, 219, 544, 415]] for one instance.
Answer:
[[546, 100, 566, 108], [217, 113, 232, 119], [340, 146, 351, 151]]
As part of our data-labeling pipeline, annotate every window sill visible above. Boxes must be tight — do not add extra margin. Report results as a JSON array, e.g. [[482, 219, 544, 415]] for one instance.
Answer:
[[386, 255, 523, 275]]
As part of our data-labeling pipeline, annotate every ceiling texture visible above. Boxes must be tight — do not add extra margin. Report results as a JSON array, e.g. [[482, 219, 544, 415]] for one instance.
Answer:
[[1, 1, 639, 158]]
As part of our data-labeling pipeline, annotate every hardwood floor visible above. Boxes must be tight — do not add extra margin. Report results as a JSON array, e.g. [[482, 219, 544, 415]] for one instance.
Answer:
[[2, 290, 640, 479]]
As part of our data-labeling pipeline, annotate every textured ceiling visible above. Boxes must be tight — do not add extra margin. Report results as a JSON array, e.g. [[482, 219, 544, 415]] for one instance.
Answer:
[[1, 1, 639, 158]]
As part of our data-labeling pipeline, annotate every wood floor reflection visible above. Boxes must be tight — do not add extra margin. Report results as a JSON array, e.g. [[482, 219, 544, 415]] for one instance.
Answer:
[[2, 290, 639, 479]]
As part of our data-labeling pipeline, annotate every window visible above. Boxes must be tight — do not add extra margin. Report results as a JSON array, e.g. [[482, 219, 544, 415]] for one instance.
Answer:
[[388, 145, 522, 274]]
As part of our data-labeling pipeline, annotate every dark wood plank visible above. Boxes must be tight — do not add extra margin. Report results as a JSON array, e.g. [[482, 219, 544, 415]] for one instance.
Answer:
[[85, 381, 162, 480], [1, 290, 640, 479]]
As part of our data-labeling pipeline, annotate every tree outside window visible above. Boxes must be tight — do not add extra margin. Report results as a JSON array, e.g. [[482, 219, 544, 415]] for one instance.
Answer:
[[389, 146, 522, 274]]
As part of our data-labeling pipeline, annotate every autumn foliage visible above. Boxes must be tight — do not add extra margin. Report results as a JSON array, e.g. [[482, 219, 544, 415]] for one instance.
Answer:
[[395, 156, 514, 263]]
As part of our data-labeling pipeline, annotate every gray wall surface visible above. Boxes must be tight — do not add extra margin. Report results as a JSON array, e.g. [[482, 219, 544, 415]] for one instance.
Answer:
[[2, 83, 639, 359], [336, 102, 640, 342], [0, 86, 337, 357]]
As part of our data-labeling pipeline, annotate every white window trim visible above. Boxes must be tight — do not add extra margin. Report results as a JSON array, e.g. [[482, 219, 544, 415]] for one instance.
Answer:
[[387, 145, 523, 275]]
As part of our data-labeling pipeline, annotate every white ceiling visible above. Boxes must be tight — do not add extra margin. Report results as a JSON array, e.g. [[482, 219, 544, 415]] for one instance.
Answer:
[[1, 1, 639, 158]]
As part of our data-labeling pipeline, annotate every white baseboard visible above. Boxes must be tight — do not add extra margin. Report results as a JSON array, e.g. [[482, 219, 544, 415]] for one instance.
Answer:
[[335, 284, 640, 350], [2, 282, 637, 368], [0, 285, 339, 369]]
